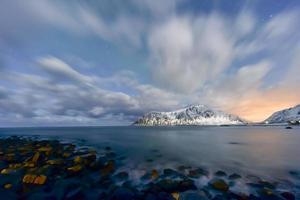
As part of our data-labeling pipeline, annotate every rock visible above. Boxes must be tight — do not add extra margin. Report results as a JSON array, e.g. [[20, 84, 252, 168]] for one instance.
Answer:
[[259, 188, 280, 199], [115, 171, 129, 180], [23, 174, 37, 184], [188, 168, 208, 178], [100, 160, 115, 177], [88, 160, 103, 171], [210, 179, 229, 192], [106, 152, 116, 158], [177, 165, 191, 172], [151, 169, 159, 179], [228, 173, 241, 180], [246, 174, 262, 183], [9, 163, 23, 169], [281, 192, 295, 200], [67, 165, 83, 173], [83, 153, 96, 164], [180, 191, 209, 200], [171, 192, 180, 200], [23, 162, 35, 168], [214, 170, 227, 177], [74, 156, 83, 164], [259, 180, 276, 189], [38, 146, 53, 156], [141, 169, 159, 180], [109, 187, 135, 200], [285, 126, 292, 129], [4, 183, 13, 189], [63, 152, 72, 158], [34, 175, 47, 185], [163, 168, 179, 177], [47, 159, 64, 165], [157, 179, 179, 192], [22, 174, 47, 185], [178, 179, 197, 192], [32, 152, 41, 163], [1, 168, 15, 174]]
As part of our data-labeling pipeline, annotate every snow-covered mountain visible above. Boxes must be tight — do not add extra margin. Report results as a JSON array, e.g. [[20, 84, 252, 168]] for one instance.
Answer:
[[264, 104, 300, 124], [133, 105, 246, 126]]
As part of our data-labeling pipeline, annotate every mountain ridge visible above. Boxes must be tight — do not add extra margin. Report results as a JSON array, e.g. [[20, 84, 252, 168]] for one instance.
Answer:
[[133, 104, 247, 126], [264, 104, 300, 124]]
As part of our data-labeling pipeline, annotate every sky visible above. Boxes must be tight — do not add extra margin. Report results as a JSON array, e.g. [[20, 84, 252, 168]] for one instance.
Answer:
[[0, 0, 300, 126]]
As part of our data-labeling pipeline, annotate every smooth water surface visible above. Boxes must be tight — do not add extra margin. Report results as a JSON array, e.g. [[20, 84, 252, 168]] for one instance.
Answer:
[[1, 126, 300, 194]]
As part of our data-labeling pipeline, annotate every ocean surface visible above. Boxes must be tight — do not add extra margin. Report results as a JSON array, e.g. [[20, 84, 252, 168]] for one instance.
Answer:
[[0, 126, 300, 196]]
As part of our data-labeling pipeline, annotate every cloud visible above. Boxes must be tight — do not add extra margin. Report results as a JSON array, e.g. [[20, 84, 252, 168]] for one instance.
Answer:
[[148, 14, 236, 93], [0, 1, 300, 125], [0, 0, 145, 49], [145, 8, 300, 121], [37, 56, 94, 85], [0, 56, 181, 126]]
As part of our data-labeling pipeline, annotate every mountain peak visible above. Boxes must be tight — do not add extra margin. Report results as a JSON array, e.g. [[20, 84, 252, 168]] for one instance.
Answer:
[[264, 104, 300, 124], [134, 105, 246, 126]]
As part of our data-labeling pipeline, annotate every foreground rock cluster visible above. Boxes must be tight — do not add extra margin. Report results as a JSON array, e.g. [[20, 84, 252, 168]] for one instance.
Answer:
[[0, 136, 296, 200]]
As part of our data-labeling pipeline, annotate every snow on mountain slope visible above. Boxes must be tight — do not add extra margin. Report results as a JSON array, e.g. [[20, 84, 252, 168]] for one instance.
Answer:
[[264, 104, 300, 124], [133, 105, 246, 126]]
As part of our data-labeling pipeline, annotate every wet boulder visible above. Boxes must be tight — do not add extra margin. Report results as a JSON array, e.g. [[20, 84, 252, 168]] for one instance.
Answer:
[[214, 170, 227, 177], [210, 179, 229, 192]]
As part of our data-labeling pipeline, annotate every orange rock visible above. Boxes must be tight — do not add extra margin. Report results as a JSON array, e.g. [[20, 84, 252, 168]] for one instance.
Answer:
[[23, 174, 37, 184], [32, 152, 40, 163], [171, 192, 180, 200], [33, 175, 47, 185]]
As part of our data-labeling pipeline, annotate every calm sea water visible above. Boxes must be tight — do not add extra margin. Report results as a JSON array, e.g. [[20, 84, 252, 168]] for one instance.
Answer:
[[0, 126, 300, 194]]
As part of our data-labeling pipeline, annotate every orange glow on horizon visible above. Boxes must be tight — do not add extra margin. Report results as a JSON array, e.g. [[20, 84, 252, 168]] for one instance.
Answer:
[[225, 88, 300, 122]]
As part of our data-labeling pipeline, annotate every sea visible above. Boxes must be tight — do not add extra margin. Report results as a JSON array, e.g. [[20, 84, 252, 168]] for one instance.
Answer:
[[0, 125, 300, 197]]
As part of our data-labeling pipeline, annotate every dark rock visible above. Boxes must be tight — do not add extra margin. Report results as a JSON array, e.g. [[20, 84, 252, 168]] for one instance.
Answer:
[[177, 165, 191, 172], [259, 180, 276, 189], [163, 168, 179, 177], [228, 173, 241, 180], [178, 179, 197, 191], [214, 170, 227, 177], [106, 152, 117, 158], [180, 191, 209, 200], [156, 179, 179, 192], [109, 187, 135, 200], [285, 126, 292, 129], [281, 192, 295, 200], [188, 168, 208, 178], [114, 171, 129, 181], [105, 146, 112, 151]]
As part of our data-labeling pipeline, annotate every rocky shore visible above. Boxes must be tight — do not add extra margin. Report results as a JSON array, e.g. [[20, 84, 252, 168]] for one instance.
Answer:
[[0, 136, 296, 200]]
